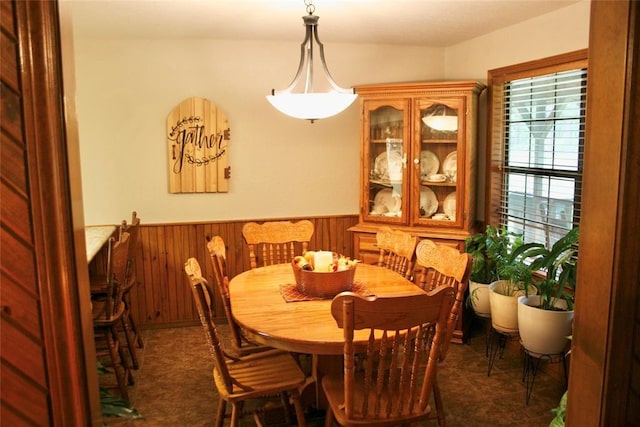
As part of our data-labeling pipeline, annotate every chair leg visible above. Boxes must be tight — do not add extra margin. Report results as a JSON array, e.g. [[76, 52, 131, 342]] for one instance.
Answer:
[[123, 291, 144, 348], [230, 403, 240, 427], [252, 411, 265, 427], [280, 392, 292, 424], [291, 390, 306, 427], [324, 406, 334, 427], [120, 314, 139, 370], [116, 330, 135, 386], [215, 397, 226, 427], [433, 378, 446, 427], [105, 327, 129, 402]]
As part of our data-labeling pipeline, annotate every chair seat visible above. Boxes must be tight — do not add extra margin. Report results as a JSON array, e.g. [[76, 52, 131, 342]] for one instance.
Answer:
[[214, 349, 306, 401], [322, 373, 433, 426]]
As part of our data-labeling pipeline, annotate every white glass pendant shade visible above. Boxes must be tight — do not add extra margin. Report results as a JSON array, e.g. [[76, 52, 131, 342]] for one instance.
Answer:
[[268, 5, 357, 122], [267, 92, 357, 121]]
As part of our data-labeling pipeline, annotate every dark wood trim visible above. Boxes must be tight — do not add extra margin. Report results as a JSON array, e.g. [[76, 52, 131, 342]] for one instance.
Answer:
[[485, 50, 588, 227], [15, 0, 99, 424], [568, 1, 639, 425], [487, 49, 588, 83]]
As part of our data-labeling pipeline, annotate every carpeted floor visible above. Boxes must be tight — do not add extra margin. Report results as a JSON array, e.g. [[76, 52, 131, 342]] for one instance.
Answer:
[[102, 319, 566, 426]]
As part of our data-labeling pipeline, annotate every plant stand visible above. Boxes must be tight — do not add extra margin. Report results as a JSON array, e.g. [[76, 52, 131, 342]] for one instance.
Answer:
[[471, 312, 492, 358], [521, 347, 568, 405], [486, 327, 519, 376]]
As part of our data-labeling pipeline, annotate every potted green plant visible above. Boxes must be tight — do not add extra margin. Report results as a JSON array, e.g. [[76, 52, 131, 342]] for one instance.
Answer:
[[485, 229, 549, 333], [464, 225, 523, 318], [514, 227, 579, 354], [98, 363, 143, 423]]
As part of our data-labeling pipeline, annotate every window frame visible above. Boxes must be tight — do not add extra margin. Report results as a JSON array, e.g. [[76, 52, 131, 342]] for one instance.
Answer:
[[486, 49, 588, 246]]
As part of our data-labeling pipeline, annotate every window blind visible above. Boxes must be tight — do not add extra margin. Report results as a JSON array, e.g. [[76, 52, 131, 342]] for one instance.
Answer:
[[487, 51, 588, 248]]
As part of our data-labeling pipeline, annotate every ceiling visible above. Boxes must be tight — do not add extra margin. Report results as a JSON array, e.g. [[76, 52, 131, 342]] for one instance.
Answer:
[[70, 0, 581, 47]]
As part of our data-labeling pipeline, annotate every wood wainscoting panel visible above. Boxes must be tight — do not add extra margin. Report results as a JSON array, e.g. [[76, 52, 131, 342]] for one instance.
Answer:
[[104, 215, 359, 329]]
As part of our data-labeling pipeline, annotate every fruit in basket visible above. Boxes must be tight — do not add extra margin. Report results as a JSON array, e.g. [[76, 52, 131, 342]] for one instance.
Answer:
[[303, 251, 315, 269], [293, 253, 359, 272], [336, 256, 359, 271], [292, 256, 309, 271]]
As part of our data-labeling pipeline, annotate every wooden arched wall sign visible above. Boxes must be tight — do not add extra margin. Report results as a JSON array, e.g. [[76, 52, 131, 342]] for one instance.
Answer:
[[167, 97, 231, 193]]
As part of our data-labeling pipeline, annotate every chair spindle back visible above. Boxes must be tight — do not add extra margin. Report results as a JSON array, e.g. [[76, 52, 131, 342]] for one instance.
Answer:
[[242, 220, 314, 269], [415, 239, 472, 360], [327, 288, 454, 424], [375, 226, 419, 280]]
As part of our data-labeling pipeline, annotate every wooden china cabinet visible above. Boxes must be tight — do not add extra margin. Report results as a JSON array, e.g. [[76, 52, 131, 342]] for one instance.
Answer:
[[349, 81, 485, 342]]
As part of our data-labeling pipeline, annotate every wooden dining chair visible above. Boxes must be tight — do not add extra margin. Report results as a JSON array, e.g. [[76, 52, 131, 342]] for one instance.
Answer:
[[242, 219, 314, 269], [322, 287, 455, 426], [90, 212, 143, 369], [92, 233, 133, 401], [415, 238, 473, 426], [184, 258, 307, 427], [121, 211, 143, 349], [375, 226, 419, 280], [206, 235, 269, 356]]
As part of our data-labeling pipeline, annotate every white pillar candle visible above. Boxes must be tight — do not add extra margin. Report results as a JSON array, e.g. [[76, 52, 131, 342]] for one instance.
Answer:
[[314, 251, 334, 272]]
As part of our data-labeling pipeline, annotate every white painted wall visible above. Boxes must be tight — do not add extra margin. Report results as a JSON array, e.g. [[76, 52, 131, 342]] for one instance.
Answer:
[[74, 39, 442, 224], [445, 0, 590, 81], [73, 1, 590, 225]]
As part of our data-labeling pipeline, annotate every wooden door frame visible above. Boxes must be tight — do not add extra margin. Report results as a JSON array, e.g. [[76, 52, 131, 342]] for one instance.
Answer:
[[14, 0, 637, 424], [15, 0, 101, 424], [568, 1, 639, 424]]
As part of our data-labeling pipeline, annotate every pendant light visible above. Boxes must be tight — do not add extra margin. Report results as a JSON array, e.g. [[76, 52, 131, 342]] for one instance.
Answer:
[[266, 0, 357, 123]]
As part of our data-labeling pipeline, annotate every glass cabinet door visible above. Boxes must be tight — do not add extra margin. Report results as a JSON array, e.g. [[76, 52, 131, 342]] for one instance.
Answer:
[[413, 98, 465, 227], [362, 100, 411, 225]]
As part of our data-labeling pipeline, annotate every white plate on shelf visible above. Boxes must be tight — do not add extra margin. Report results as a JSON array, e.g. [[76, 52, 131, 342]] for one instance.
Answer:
[[372, 188, 402, 215], [420, 187, 438, 218], [420, 150, 439, 178], [374, 151, 403, 181], [443, 191, 457, 218], [443, 151, 457, 181]]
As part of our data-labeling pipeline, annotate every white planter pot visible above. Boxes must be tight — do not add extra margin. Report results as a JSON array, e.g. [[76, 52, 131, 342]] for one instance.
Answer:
[[469, 280, 491, 318], [488, 280, 536, 333], [518, 295, 574, 355]]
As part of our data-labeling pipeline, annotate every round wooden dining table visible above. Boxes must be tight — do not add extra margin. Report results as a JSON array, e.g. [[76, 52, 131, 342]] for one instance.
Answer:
[[229, 263, 423, 355]]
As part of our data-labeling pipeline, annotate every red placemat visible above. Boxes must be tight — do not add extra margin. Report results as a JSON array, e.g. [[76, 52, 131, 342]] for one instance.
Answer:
[[279, 281, 374, 302]]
